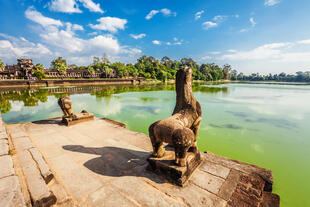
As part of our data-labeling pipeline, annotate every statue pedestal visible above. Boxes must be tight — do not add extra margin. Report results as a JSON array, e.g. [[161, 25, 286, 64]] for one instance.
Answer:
[[147, 146, 203, 186], [62, 112, 94, 126]]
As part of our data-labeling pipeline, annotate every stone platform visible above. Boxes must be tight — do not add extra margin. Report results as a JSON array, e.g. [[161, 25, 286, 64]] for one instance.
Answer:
[[147, 147, 203, 186], [62, 112, 94, 126], [3, 117, 279, 207]]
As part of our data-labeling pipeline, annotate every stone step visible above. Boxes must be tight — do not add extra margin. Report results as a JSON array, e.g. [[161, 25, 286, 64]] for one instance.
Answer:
[[0, 176, 26, 207], [18, 150, 56, 207], [7, 124, 57, 207], [0, 114, 26, 207]]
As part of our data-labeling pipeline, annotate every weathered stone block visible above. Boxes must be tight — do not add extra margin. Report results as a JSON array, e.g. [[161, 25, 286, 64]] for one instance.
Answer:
[[18, 151, 56, 206], [0, 132, 8, 140], [62, 112, 94, 126], [12, 137, 34, 151], [29, 148, 54, 184], [147, 148, 203, 186], [0, 176, 26, 207], [200, 159, 230, 179], [111, 176, 186, 207], [261, 192, 280, 207], [0, 139, 9, 156], [0, 155, 15, 179], [190, 169, 225, 194], [84, 185, 138, 207], [218, 169, 241, 201]]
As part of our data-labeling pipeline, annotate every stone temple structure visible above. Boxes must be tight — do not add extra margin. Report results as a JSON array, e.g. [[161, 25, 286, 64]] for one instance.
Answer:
[[0, 59, 34, 79], [0, 59, 117, 80]]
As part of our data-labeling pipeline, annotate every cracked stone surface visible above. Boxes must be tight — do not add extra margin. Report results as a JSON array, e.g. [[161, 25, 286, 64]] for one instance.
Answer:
[[6, 117, 278, 207]]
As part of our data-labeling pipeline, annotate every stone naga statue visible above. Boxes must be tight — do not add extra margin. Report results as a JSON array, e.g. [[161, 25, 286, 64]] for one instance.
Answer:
[[148, 67, 202, 167], [58, 96, 76, 118]]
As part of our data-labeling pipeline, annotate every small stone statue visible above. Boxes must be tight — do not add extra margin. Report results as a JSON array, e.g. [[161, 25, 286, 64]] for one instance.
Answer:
[[149, 67, 202, 167], [58, 96, 76, 119], [58, 96, 94, 126]]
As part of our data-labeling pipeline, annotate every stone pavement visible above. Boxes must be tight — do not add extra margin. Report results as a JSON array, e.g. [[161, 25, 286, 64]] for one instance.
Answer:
[[0, 114, 26, 207], [4, 117, 279, 207]]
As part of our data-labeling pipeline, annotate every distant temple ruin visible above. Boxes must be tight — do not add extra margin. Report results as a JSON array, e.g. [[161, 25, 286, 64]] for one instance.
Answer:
[[0, 59, 34, 79], [0, 59, 116, 79]]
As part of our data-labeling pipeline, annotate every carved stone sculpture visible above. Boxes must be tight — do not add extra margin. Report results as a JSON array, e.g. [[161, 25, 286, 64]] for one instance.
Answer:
[[148, 67, 202, 167], [58, 96, 76, 119], [58, 96, 94, 126]]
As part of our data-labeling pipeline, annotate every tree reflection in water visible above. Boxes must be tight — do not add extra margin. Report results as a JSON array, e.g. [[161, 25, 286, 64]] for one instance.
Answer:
[[0, 83, 228, 113]]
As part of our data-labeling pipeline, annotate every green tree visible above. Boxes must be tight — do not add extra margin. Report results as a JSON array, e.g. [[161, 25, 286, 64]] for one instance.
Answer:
[[34, 63, 44, 71], [33, 70, 46, 80], [0, 58, 4, 70], [51, 57, 67, 73], [33, 63, 46, 80]]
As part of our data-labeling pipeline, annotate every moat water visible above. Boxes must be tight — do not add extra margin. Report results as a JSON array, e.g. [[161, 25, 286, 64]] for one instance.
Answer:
[[1, 83, 309, 207]]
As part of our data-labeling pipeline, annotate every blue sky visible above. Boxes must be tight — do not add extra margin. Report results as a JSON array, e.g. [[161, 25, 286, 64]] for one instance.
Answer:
[[1, 0, 310, 74]]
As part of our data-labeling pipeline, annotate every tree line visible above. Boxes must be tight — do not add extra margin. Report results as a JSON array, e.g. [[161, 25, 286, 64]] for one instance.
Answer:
[[230, 70, 310, 82], [1, 56, 310, 82], [47, 56, 233, 81]]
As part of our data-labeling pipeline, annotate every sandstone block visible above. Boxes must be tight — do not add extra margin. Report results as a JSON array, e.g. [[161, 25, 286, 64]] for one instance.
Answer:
[[12, 137, 34, 151], [200, 159, 230, 179], [0, 132, 8, 140], [0, 139, 9, 156], [18, 151, 56, 206], [84, 185, 138, 207], [0, 155, 15, 179], [29, 148, 53, 184], [0, 176, 26, 207], [190, 169, 225, 194], [148, 149, 202, 186]]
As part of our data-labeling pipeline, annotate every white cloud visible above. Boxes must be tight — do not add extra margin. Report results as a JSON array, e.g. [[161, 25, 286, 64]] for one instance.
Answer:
[[160, 8, 175, 16], [145, 8, 176, 20], [0, 34, 52, 60], [264, 0, 281, 6], [200, 56, 212, 60], [298, 39, 310, 44], [195, 10, 204, 20], [164, 38, 183, 46], [72, 24, 84, 31], [78, 0, 103, 13], [145, 10, 159, 20], [49, 0, 103, 13], [240, 17, 257, 32], [209, 51, 221, 55], [218, 41, 310, 65], [202, 21, 217, 30], [49, 0, 81, 13], [89, 17, 127, 33], [219, 42, 292, 61], [21, 8, 141, 66], [25, 7, 63, 27], [250, 17, 256, 27], [213, 15, 227, 22], [227, 49, 237, 53], [130, 33, 146, 39], [88, 31, 97, 36], [152, 40, 161, 45]]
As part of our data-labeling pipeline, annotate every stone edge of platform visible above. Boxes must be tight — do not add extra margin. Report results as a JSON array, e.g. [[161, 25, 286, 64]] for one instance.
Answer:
[[0, 113, 26, 207]]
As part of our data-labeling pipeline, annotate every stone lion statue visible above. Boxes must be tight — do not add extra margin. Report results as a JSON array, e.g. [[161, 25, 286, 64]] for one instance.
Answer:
[[148, 67, 202, 167], [58, 96, 75, 118]]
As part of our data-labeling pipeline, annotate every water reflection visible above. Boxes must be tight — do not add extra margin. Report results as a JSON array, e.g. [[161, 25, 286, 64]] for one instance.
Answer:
[[0, 83, 229, 114]]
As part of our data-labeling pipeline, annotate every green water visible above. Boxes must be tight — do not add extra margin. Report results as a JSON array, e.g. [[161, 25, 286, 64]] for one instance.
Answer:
[[1, 83, 310, 206]]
